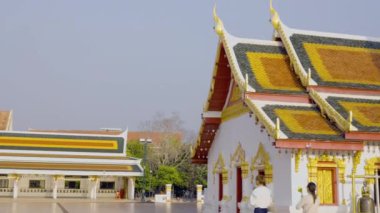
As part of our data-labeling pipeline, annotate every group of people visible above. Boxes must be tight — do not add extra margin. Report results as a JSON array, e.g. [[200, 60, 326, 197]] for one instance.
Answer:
[[249, 175, 320, 213]]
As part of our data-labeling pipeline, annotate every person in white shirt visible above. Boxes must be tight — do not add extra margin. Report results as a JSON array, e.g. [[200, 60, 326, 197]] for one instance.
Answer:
[[250, 175, 272, 213], [296, 182, 320, 213]]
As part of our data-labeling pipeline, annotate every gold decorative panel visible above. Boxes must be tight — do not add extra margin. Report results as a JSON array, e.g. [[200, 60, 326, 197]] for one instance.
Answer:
[[317, 168, 334, 204]]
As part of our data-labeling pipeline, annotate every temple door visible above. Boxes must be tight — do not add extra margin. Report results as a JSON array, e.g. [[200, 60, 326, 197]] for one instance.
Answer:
[[317, 167, 336, 205], [236, 167, 242, 213], [219, 173, 223, 212]]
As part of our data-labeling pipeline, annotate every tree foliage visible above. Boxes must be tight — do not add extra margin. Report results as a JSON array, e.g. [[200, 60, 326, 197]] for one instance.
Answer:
[[127, 112, 207, 197], [154, 165, 183, 190]]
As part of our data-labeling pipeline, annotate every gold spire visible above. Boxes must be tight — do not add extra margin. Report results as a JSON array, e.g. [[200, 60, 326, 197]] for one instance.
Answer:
[[269, 0, 280, 29], [213, 5, 224, 36]]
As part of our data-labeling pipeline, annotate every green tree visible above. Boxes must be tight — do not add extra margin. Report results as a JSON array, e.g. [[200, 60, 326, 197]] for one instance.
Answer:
[[126, 140, 144, 158], [127, 112, 207, 197], [153, 165, 183, 191]]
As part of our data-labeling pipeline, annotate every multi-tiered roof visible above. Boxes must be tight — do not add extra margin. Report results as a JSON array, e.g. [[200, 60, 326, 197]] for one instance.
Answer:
[[0, 112, 142, 176], [192, 3, 380, 163]]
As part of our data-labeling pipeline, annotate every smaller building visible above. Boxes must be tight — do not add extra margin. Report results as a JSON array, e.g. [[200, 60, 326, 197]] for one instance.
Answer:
[[0, 111, 143, 199]]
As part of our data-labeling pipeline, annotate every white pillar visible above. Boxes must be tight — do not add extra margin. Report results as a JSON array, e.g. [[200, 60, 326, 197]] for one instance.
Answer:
[[13, 178, 19, 199], [127, 178, 135, 200], [53, 179, 58, 199], [196, 185, 203, 203], [88, 177, 98, 200], [221, 181, 231, 213], [239, 178, 251, 213], [166, 184, 172, 202], [92, 184, 97, 200], [92, 179, 98, 200]]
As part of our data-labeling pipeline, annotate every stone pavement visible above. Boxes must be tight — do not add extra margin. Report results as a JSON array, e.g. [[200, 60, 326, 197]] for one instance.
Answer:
[[0, 198, 203, 213]]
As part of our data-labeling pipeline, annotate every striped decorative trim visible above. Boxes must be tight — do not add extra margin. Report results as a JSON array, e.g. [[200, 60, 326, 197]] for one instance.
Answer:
[[0, 161, 140, 172], [0, 132, 124, 153]]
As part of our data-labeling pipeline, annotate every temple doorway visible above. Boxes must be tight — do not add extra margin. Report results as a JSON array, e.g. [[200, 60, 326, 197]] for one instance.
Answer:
[[219, 173, 223, 212], [236, 167, 242, 213]]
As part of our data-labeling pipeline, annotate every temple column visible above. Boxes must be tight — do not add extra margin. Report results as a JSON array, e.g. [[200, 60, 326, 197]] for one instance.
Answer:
[[239, 178, 251, 213], [127, 177, 135, 200], [166, 184, 172, 202], [220, 170, 231, 213], [88, 176, 98, 200], [12, 176, 19, 199], [52, 178, 58, 199]]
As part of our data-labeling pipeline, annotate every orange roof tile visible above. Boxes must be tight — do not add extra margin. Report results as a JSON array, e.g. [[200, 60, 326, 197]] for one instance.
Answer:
[[127, 131, 182, 144]]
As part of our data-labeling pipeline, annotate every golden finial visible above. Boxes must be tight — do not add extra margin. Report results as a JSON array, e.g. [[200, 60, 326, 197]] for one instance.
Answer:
[[213, 5, 224, 36], [269, 0, 280, 29]]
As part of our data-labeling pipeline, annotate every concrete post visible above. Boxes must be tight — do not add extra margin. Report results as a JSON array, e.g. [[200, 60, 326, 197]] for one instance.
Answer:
[[166, 184, 172, 202], [196, 184, 203, 203], [13, 177, 19, 199], [127, 178, 135, 200]]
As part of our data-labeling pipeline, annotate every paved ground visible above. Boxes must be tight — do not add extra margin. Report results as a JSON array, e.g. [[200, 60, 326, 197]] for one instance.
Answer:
[[0, 198, 203, 213]]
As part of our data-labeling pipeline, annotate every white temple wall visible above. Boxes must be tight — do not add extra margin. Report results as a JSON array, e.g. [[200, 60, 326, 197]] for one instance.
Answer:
[[206, 113, 380, 213], [207, 113, 292, 212], [271, 149, 293, 210]]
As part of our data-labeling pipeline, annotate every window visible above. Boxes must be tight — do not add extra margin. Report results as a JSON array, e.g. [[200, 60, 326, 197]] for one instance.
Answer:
[[65, 181, 80, 189], [317, 167, 337, 205], [100, 181, 115, 190], [0, 179, 8, 188], [29, 180, 45, 189]]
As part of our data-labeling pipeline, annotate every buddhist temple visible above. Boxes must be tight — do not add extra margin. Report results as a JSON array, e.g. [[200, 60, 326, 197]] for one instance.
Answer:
[[192, 3, 380, 213], [0, 110, 142, 199]]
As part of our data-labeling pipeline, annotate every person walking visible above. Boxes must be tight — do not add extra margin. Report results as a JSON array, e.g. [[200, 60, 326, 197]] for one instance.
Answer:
[[296, 182, 320, 213], [250, 175, 272, 213]]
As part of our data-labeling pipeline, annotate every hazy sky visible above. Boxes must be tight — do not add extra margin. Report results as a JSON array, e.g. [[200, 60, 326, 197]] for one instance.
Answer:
[[0, 1, 379, 132]]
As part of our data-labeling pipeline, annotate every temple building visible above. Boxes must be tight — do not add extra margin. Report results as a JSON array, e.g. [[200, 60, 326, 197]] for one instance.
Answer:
[[192, 3, 380, 213], [0, 110, 142, 199]]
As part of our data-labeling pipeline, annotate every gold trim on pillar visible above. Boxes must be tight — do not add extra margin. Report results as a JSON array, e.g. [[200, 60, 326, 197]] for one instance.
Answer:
[[295, 149, 302, 173], [53, 175, 64, 181], [250, 143, 273, 184], [89, 176, 99, 182], [364, 157, 380, 184], [307, 154, 346, 183], [352, 151, 362, 174], [213, 153, 229, 184], [230, 143, 249, 179], [8, 174, 19, 180]]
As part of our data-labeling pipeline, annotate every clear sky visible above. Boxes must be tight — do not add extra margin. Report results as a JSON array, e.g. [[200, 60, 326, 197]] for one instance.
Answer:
[[0, 0, 379, 132]]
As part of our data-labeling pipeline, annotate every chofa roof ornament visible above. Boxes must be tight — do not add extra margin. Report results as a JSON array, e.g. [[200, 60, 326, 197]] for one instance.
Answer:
[[213, 5, 224, 37], [270, 0, 280, 30]]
